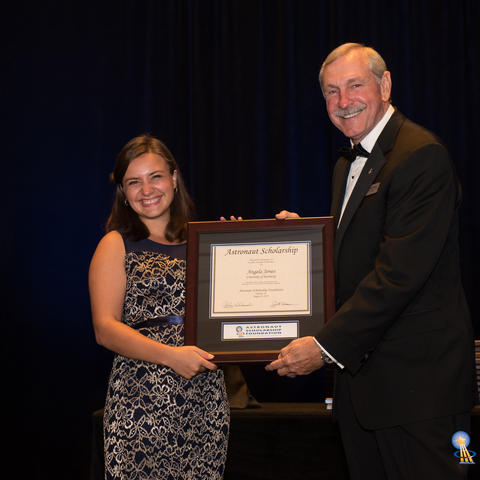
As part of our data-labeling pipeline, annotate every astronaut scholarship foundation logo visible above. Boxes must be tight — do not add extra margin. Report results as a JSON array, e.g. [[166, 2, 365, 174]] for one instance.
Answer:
[[452, 431, 476, 464]]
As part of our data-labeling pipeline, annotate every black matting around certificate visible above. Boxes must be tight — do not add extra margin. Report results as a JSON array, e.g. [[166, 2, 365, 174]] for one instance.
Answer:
[[185, 218, 335, 363]]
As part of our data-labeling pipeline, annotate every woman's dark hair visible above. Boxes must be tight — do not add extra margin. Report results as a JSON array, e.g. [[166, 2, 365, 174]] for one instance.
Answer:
[[106, 134, 196, 242]]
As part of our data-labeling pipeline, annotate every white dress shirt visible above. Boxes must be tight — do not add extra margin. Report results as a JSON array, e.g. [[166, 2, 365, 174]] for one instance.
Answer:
[[338, 105, 395, 225], [315, 105, 395, 368]]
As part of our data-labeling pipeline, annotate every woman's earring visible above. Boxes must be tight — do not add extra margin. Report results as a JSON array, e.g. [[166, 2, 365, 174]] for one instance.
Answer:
[[124, 199, 129, 206]]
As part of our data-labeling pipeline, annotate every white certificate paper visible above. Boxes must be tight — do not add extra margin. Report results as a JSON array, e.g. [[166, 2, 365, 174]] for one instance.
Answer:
[[210, 241, 311, 318]]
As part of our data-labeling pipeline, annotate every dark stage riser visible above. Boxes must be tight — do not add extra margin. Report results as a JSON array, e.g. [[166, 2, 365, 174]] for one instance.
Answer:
[[90, 404, 480, 480]]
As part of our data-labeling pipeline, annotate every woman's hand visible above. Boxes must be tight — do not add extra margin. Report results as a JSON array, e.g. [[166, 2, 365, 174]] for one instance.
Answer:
[[163, 345, 218, 379], [220, 216, 243, 221]]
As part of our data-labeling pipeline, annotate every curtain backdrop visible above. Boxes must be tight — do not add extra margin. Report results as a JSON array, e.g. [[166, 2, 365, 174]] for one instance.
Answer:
[[3, 1, 479, 478]]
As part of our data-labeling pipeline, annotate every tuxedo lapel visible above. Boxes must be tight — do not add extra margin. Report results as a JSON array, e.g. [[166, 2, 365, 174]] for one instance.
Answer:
[[333, 109, 406, 264], [334, 150, 385, 260], [330, 158, 351, 223]]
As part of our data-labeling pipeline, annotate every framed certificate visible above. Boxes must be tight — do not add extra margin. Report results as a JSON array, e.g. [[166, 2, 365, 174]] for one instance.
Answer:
[[185, 217, 335, 363]]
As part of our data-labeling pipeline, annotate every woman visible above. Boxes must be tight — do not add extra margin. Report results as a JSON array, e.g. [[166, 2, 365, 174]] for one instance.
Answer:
[[89, 134, 229, 479]]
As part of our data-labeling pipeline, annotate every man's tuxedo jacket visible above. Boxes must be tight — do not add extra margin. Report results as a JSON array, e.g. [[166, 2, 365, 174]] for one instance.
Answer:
[[316, 109, 476, 430]]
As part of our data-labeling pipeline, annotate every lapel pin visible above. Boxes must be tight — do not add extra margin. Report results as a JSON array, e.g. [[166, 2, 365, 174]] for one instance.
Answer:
[[368, 168, 373, 175]]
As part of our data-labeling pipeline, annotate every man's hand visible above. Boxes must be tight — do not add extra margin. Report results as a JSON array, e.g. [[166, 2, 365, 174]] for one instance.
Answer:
[[275, 210, 300, 220], [220, 210, 299, 222], [265, 336, 324, 377]]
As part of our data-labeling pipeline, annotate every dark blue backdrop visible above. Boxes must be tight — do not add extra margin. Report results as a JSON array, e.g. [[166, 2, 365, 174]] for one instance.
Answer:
[[3, 1, 479, 478]]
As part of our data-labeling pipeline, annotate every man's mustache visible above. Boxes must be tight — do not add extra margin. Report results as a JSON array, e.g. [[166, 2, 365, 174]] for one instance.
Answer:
[[334, 104, 367, 118]]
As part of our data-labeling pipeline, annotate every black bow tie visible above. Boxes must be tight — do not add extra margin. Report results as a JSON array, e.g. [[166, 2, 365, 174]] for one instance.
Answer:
[[338, 143, 370, 162]]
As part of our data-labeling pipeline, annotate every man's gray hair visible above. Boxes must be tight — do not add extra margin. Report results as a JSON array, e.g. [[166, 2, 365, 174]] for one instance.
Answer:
[[319, 43, 387, 97]]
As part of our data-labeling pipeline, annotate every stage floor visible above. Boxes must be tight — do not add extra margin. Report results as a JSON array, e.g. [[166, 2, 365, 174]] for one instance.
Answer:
[[91, 403, 480, 479]]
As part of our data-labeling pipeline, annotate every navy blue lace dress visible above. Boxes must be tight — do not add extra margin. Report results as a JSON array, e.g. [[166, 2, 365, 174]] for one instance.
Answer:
[[103, 235, 229, 479]]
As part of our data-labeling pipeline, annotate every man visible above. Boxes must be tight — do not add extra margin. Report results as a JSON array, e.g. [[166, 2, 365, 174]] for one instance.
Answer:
[[266, 43, 476, 479]]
